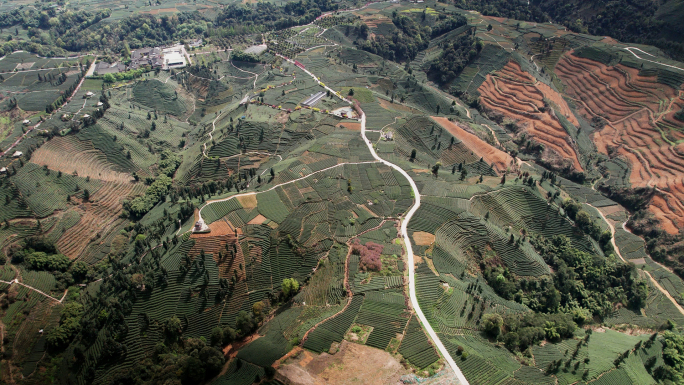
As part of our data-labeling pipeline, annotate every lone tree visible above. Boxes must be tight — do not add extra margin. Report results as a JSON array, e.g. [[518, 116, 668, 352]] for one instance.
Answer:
[[460, 168, 468, 181], [410, 149, 416, 161], [432, 162, 441, 176], [282, 278, 299, 298], [348, 88, 354, 96]]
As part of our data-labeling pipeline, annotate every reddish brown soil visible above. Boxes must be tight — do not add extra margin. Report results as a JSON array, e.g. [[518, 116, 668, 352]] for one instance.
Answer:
[[412, 231, 435, 246], [478, 60, 583, 171], [556, 52, 684, 233], [192, 220, 233, 237], [336, 122, 361, 131], [276, 340, 406, 385], [432, 116, 512, 173], [189, 232, 243, 280]]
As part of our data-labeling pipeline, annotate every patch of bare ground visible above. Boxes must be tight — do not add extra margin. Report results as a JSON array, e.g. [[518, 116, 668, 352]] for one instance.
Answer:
[[412, 231, 435, 246], [57, 181, 145, 259], [247, 214, 267, 225], [556, 52, 684, 233], [336, 121, 361, 131], [432, 116, 512, 173], [478, 60, 583, 171], [276, 340, 406, 385]]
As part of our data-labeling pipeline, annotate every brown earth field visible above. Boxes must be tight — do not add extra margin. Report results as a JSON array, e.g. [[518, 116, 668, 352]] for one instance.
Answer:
[[555, 52, 684, 233], [431, 116, 512, 173], [478, 60, 583, 171], [276, 340, 407, 385], [189, 232, 244, 281]]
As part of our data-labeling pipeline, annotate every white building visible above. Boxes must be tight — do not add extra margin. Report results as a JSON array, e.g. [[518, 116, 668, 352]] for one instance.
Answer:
[[12, 151, 22, 158], [163, 52, 186, 70]]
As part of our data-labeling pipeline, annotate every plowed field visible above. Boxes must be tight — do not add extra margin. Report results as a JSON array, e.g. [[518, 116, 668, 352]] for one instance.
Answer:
[[431, 116, 512, 173], [556, 52, 684, 233], [478, 60, 583, 171]]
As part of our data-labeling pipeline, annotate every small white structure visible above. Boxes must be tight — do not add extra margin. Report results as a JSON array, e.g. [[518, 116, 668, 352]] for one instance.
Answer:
[[12, 151, 22, 158], [193, 218, 210, 233], [0, 167, 6, 174], [22, 119, 30, 125], [85, 91, 95, 98], [82, 114, 90, 118], [97, 102, 103, 107], [302, 91, 326, 107], [244, 44, 268, 55]]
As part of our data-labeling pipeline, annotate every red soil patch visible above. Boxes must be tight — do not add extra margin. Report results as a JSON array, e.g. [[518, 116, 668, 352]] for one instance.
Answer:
[[555, 52, 684, 233], [432, 116, 512, 173], [223, 334, 261, 359], [189, 233, 244, 280], [478, 60, 583, 171], [247, 214, 267, 225], [192, 220, 233, 237], [336, 121, 361, 131]]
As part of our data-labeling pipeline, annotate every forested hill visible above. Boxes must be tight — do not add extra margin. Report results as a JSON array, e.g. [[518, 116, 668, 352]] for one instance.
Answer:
[[461, 0, 684, 60]]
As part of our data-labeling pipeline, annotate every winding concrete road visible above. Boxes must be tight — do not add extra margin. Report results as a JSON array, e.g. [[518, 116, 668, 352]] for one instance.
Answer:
[[359, 112, 469, 385], [624, 47, 684, 72], [197, 47, 469, 383]]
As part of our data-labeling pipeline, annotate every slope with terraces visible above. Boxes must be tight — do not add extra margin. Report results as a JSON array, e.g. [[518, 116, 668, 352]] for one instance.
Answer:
[[478, 60, 583, 171], [555, 52, 684, 233]]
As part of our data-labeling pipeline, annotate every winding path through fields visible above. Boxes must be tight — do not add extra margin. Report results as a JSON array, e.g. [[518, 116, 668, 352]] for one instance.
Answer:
[[359, 112, 469, 385], [197, 42, 469, 384], [623, 47, 684, 72]]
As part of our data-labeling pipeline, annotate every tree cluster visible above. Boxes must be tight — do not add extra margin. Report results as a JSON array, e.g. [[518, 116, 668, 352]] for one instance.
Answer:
[[428, 34, 481, 84], [483, 235, 648, 319]]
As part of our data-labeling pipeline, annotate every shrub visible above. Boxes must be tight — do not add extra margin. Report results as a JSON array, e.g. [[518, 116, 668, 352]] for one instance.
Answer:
[[351, 240, 383, 271]]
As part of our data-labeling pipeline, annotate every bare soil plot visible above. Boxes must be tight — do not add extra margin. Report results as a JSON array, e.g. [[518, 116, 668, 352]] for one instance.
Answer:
[[412, 231, 435, 246], [432, 116, 512, 173], [57, 181, 145, 259], [236, 194, 258, 209], [556, 52, 684, 232], [478, 60, 583, 171], [276, 340, 406, 385]]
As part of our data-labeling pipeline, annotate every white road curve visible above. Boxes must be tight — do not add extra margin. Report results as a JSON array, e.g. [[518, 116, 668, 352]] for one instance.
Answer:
[[206, 45, 468, 382], [624, 47, 684, 72], [197, 161, 380, 222], [359, 112, 469, 385]]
